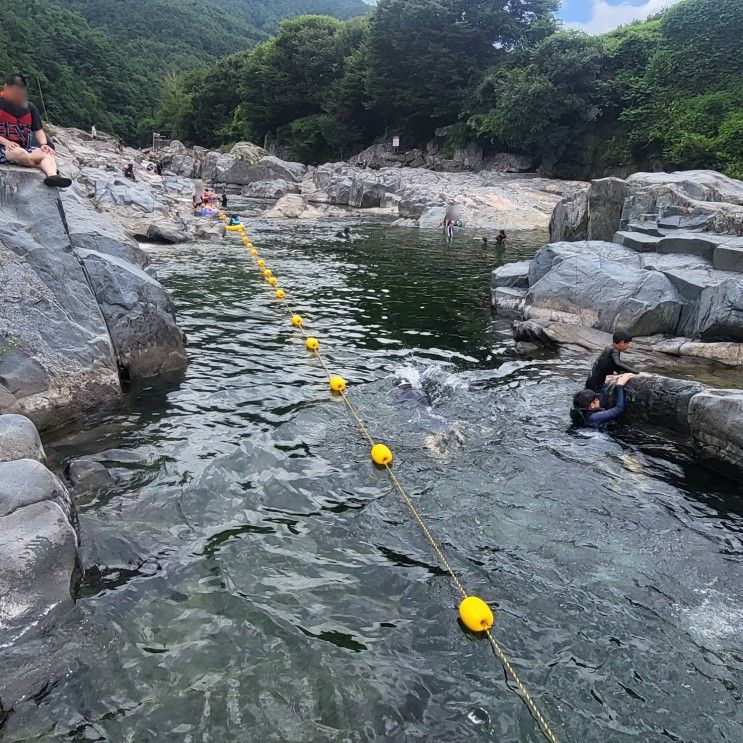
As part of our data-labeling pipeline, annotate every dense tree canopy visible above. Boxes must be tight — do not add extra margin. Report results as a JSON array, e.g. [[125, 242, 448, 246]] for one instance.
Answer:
[[2, 0, 741, 177]]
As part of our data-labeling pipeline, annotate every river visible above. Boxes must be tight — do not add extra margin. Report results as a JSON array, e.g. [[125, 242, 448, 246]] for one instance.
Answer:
[[9, 219, 742, 742]]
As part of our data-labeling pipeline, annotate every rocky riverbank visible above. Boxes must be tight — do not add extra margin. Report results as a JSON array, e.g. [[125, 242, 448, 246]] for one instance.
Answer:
[[493, 170, 743, 368]]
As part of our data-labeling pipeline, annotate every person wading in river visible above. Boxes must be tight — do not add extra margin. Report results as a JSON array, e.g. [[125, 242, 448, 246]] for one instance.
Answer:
[[0, 73, 71, 188], [571, 372, 638, 430]]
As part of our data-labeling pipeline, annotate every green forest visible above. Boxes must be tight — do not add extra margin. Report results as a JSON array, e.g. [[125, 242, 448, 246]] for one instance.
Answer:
[[2, 0, 742, 178]]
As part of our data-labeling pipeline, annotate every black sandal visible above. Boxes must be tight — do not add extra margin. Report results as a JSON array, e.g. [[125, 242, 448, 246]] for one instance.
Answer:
[[43, 175, 73, 188]]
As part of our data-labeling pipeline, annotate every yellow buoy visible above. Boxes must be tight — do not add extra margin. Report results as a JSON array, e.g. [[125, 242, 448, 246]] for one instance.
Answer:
[[458, 596, 494, 632], [371, 443, 393, 466], [257, 259, 266, 268], [269, 276, 278, 287], [305, 337, 319, 352], [263, 268, 272, 278], [245, 242, 253, 248], [329, 376, 346, 393], [250, 248, 258, 256], [275, 289, 285, 299], [291, 314, 303, 327]]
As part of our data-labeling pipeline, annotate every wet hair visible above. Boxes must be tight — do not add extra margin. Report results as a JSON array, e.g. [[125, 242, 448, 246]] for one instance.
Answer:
[[393, 377, 412, 390], [613, 329, 632, 344], [574, 389, 598, 409], [4, 73, 28, 88]]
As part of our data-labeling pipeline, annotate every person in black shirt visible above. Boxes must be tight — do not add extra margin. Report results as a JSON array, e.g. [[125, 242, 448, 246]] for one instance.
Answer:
[[585, 329, 638, 393], [0, 73, 71, 187], [123, 163, 136, 181], [495, 229, 507, 247]]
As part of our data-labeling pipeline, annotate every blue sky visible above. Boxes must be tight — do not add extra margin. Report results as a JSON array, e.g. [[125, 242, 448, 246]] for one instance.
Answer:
[[558, 0, 683, 34]]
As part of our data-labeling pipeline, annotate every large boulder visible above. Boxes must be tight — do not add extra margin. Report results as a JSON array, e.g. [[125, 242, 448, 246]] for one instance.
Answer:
[[491, 261, 530, 289], [242, 179, 298, 199], [262, 194, 323, 220], [689, 390, 743, 478], [230, 141, 267, 161], [0, 452, 81, 647], [587, 177, 629, 241], [525, 252, 683, 336], [527, 241, 640, 285], [713, 239, 743, 273], [0, 414, 45, 463], [485, 152, 534, 173], [76, 249, 187, 378], [203, 152, 305, 186], [0, 168, 121, 429]]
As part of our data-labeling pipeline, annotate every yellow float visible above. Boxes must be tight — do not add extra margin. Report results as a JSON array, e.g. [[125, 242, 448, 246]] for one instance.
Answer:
[[371, 443, 393, 466], [275, 289, 285, 299], [329, 376, 346, 393], [291, 314, 303, 327], [458, 596, 494, 632], [305, 337, 319, 352]]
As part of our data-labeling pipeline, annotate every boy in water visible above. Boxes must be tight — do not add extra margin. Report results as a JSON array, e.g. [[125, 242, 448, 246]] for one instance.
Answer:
[[585, 329, 638, 393], [571, 372, 637, 430]]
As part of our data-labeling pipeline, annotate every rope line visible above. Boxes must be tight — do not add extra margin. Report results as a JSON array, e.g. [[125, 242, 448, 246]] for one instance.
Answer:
[[223, 219, 560, 743]]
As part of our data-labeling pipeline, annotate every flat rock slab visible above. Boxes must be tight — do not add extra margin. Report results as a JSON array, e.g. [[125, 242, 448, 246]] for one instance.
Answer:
[[622, 375, 707, 434], [0, 414, 45, 463]]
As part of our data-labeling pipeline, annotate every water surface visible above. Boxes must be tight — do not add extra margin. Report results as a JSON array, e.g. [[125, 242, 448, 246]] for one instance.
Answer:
[[8, 222, 743, 742]]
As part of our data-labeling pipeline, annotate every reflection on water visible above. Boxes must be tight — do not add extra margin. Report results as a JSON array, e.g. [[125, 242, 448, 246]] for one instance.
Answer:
[[5, 222, 742, 742]]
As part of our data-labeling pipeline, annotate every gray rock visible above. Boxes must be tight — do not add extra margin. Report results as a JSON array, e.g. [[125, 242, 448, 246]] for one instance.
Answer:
[[492, 287, 526, 316], [491, 261, 530, 289], [203, 153, 306, 186], [67, 458, 114, 489], [0, 168, 121, 429], [614, 230, 663, 252], [588, 177, 629, 241], [59, 191, 150, 268], [0, 500, 80, 645], [76, 249, 187, 378], [621, 374, 707, 434], [0, 414, 45, 463], [79, 168, 162, 213], [639, 253, 711, 272], [694, 279, 743, 341], [656, 232, 721, 261], [528, 241, 640, 285], [549, 187, 588, 241], [348, 176, 390, 209], [146, 223, 189, 244], [230, 141, 267, 161], [242, 179, 297, 199], [0, 458, 76, 527], [525, 253, 683, 336], [485, 152, 534, 173], [418, 207, 447, 229], [713, 239, 743, 272], [689, 389, 743, 478]]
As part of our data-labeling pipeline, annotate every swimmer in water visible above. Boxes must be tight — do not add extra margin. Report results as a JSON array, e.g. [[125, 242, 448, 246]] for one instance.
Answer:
[[335, 226, 351, 239]]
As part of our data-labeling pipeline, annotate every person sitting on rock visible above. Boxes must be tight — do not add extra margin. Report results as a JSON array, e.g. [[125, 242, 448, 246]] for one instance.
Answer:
[[228, 214, 242, 226], [335, 226, 351, 239], [585, 329, 638, 393], [571, 372, 637, 430], [123, 163, 136, 181], [155, 162, 163, 176], [220, 192, 228, 208], [0, 73, 72, 188]]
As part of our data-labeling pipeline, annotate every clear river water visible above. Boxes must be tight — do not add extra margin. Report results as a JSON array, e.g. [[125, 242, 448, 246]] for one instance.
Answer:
[[7, 216, 743, 742]]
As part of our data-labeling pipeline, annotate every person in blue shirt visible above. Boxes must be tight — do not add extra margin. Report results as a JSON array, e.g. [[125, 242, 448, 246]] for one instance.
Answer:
[[570, 372, 637, 430]]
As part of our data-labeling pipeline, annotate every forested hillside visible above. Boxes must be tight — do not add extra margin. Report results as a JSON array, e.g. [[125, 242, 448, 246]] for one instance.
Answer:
[[0, 0, 369, 142], [159, 0, 742, 178]]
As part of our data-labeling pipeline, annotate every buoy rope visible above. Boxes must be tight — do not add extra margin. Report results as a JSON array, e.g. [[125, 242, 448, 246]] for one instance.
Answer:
[[220, 217, 560, 743]]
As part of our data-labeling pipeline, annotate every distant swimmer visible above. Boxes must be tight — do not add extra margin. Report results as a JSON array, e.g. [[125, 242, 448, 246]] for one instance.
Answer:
[[393, 377, 432, 407], [570, 372, 638, 430], [335, 226, 351, 239], [228, 214, 242, 226]]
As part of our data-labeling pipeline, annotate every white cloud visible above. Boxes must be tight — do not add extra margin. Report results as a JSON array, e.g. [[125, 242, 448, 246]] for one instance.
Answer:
[[565, 0, 683, 34]]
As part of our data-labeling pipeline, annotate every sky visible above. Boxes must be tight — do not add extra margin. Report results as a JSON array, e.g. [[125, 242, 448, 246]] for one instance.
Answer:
[[558, 0, 683, 34]]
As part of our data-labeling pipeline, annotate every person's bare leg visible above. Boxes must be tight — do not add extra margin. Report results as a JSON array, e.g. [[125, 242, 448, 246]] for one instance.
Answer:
[[6, 147, 70, 187]]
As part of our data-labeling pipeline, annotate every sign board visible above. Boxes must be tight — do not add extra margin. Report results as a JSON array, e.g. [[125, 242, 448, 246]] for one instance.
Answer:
[[392, 136, 400, 148]]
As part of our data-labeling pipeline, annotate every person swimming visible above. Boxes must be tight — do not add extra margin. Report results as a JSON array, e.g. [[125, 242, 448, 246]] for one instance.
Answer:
[[228, 214, 242, 226], [335, 226, 351, 239], [570, 372, 637, 430], [393, 377, 433, 407]]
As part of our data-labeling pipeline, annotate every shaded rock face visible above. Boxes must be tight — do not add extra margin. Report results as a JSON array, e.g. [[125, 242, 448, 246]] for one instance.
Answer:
[[0, 166, 187, 429], [549, 187, 588, 242], [621, 375, 707, 434], [0, 416, 81, 648], [689, 390, 743, 478], [77, 249, 187, 378]]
